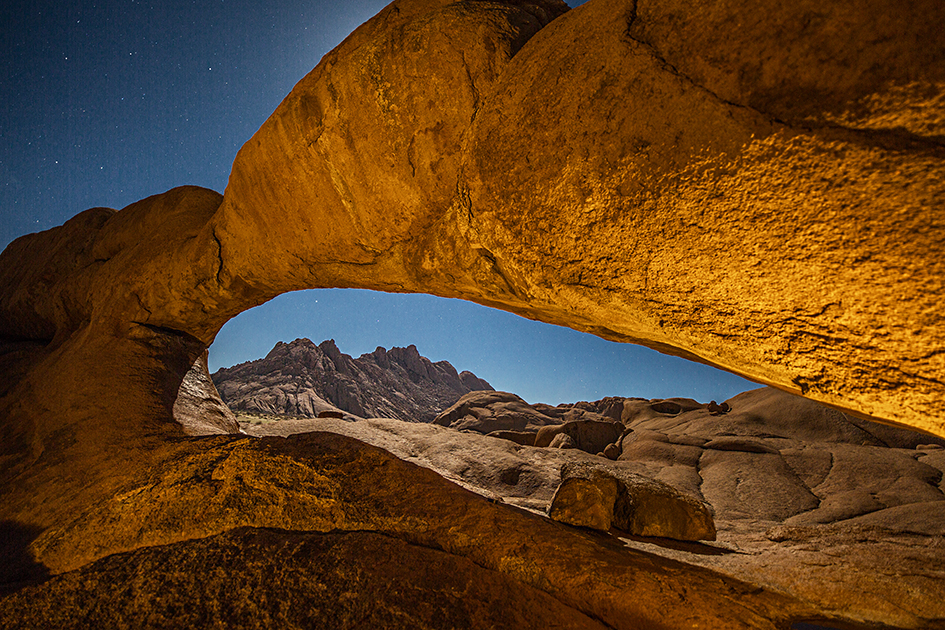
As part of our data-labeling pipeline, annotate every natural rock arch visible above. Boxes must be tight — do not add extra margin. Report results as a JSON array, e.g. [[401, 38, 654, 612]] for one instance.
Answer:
[[2, 0, 942, 438], [1, 0, 944, 626]]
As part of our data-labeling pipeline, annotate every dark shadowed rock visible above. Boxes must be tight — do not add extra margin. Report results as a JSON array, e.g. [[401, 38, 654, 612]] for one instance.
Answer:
[[620, 398, 711, 424], [603, 443, 620, 460], [703, 437, 780, 454], [535, 419, 625, 455], [0, 528, 610, 630]]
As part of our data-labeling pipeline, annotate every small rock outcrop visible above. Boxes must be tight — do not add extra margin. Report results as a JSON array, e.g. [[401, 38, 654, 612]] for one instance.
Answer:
[[172, 351, 240, 435], [549, 462, 717, 541], [433, 390, 561, 433], [212, 338, 492, 421], [535, 419, 625, 455], [617, 387, 945, 529]]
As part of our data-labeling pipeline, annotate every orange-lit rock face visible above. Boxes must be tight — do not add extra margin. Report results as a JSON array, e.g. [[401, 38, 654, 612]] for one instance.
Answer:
[[212, 0, 571, 310], [1, 0, 940, 438], [211, 0, 944, 434], [446, 0, 945, 434]]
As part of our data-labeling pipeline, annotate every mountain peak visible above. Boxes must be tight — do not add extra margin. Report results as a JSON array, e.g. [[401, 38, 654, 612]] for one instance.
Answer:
[[213, 339, 493, 422]]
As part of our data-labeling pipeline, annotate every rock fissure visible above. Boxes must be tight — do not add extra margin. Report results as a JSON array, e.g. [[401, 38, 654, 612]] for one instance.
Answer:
[[621, 34, 785, 130], [625, 19, 945, 154], [131, 322, 205, 346], [132, 293, 153, 322], [893, 366, 945, 389], [459, 50, 481, 114], [211, 229, 225, 286]]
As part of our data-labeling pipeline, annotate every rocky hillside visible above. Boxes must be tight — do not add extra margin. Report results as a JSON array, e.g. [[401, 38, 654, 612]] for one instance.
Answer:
[[248, 387, 945, 628], [435, 388, 945, 528], [211, 338, 492, 422]]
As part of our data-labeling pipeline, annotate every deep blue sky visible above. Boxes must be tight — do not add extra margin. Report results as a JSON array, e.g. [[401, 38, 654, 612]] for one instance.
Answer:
[[1, 0, 757, 405]]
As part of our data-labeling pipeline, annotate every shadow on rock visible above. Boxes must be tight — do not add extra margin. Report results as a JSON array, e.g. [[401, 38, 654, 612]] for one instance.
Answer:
[[615, 532, 739, 557], [0, 521, 50, 595]]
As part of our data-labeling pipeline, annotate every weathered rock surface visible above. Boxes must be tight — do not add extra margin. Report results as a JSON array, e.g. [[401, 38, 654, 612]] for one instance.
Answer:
[[548, 464, 620, 530], [212, 337, 492, 421], [1, 0, 932, 436], [0, 527, 611, 630], [1, 0, 944, 628], [1, 431, 809, 630], [210, 0, 945, 433], [433, 390, 562, 433], [485, 429, 536, 446], [455, 0, 945, 433], [549, 461, 716, 541], [243, 391, 945, 629], [173, 350, 240, 435], [616, 388, 945, 527]]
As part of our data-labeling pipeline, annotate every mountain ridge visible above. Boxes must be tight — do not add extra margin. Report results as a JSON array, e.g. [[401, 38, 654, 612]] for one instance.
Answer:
[[212, 337, 492, 422]]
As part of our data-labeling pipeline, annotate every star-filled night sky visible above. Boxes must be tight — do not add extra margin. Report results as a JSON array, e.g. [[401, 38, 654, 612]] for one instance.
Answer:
[[1, 0, 758, 405]]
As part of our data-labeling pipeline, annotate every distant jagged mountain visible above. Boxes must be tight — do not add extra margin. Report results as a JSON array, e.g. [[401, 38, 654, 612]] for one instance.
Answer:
[[211, 338, 493, 422]]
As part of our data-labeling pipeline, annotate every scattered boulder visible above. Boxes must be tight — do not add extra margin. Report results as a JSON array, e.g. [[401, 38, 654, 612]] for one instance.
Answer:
[[549, 433, 576, 449], [707, 401, 730, 415], [612, 474, 717, 542], [433, 390, 560, 433], [603, 443, 620, 460], [548, 465, 621, 530], [549, 462, 716, 541]]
